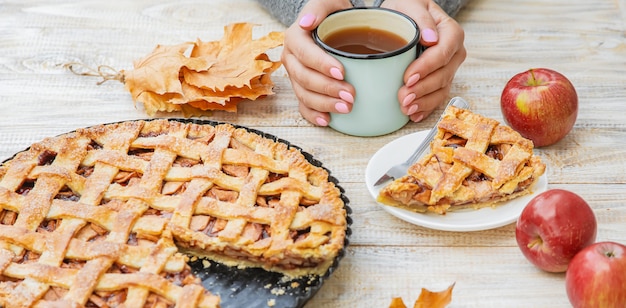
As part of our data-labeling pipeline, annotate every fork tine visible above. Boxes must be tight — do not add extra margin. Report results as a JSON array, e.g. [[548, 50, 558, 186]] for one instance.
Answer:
[[374, 173, 393, 186]]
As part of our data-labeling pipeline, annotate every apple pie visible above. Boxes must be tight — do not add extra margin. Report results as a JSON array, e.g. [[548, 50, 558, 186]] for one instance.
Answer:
[[377, 106, 546, 214], [0, 119, 348, 307]]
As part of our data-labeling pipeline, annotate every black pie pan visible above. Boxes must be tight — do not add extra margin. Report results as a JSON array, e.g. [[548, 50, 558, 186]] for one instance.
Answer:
[[0, 118, 352, 308], [178, 119, 352, 308]]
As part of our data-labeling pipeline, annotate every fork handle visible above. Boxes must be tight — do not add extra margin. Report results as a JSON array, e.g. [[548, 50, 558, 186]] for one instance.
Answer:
[[403, 97, 469, 165], [405, 124, 437, 164]]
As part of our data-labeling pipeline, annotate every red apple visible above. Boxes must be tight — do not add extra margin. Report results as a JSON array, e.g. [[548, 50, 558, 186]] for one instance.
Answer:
[[515, 189, 596, 272], [566, 241, 626, 308], [500, 68, 578, 147]]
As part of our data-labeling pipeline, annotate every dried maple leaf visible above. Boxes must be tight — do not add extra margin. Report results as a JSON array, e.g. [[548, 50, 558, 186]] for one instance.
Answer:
[[121, 22, 284, 117], [389, 297, 408, 308], [136, 91, 183, 115], [124, 43, 201, 98], [413, 283, 455, 308], [184, 23, 285, 91], [389, 283, 455, 308]]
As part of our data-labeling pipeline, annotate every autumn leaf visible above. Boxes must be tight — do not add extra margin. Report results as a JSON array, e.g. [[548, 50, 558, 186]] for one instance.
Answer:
[[413, 283, 455, 308], [389, 283, 455, 308], [124, 43, 199, 97], [185, 23, 284, 91], [136, 91, 183, 115], [389, 297, 408, 308], [122, 22, 284, 116]]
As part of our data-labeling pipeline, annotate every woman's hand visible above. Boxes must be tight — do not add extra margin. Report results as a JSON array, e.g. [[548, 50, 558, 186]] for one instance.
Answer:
[[281, 0, 466, 125], [281, 0, 356, 126], [381, 0, 467, 122]]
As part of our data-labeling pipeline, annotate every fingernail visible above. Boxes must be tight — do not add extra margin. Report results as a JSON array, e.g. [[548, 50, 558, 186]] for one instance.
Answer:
[[330, 67, 343, 80], [335, 102, 350, 113], [299, 14, 316, 28], [406, 74, 420, 87], [411, 114, 424, 122], [338, 90, 354, 103], [402, 93, 416, 107], [407, 104, 419, 115], [316, 116, 329, 126], [422, 28, 438, 43]]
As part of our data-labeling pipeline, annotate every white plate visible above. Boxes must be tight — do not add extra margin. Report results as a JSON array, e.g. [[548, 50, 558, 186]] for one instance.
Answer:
[[365, 130, 548, 232]]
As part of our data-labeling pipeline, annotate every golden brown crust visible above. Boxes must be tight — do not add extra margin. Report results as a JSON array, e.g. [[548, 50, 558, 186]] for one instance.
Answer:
[[0, 119, 347, 307], [378, 106, 546, 215]]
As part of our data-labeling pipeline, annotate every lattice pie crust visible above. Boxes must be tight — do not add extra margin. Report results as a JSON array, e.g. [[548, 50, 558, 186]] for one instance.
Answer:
[[0, 119, 347, 307], [378, 106, 546, 214]]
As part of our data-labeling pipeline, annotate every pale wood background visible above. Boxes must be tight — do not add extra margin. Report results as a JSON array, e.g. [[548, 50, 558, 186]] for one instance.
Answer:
[[1, 0, 625, 307]]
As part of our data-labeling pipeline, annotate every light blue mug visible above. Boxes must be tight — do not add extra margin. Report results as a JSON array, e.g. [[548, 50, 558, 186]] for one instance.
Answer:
[[313, 7, 421, 137]]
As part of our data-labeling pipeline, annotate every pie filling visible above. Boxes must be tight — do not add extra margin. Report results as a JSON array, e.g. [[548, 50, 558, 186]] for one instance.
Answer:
[[0, 120, 347, 307], [0, 207, 215, 308], [378, 106, 546, 215]]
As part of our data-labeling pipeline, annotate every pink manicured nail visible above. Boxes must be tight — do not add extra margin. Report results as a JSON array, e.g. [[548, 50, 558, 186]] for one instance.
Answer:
[[402, 93, 416, 107], [335, 102, 350, 113], [299, 14, 316, 28], [330, 67, 343, 80], [422, 28, 438, 43], [407, 104, 419, 115], [406, 74, 420, 88], [411, 114, 424, 122], [338, 90, 354, 103], [316, 116, 329, 126]]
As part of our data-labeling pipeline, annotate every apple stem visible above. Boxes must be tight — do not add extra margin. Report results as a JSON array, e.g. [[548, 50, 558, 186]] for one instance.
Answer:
[[527, 69, 542, 86], [527, 237, 543, 249], [606, 251, 615, 258]]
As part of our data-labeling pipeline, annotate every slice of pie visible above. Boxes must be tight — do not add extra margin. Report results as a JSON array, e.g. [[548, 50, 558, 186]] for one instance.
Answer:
[[377, 106, 546, 215], [0, 119, 347, 307]]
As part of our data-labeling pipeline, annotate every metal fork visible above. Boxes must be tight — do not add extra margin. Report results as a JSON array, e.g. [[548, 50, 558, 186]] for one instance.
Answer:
[[373, 96, 470, 186]]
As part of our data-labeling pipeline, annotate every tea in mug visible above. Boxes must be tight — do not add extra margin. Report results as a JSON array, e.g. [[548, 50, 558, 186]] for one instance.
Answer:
[[323, 26, 408, 54]]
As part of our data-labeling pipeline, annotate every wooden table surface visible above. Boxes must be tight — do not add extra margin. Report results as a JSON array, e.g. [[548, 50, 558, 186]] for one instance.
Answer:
[[1, 0, 625, 307]]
